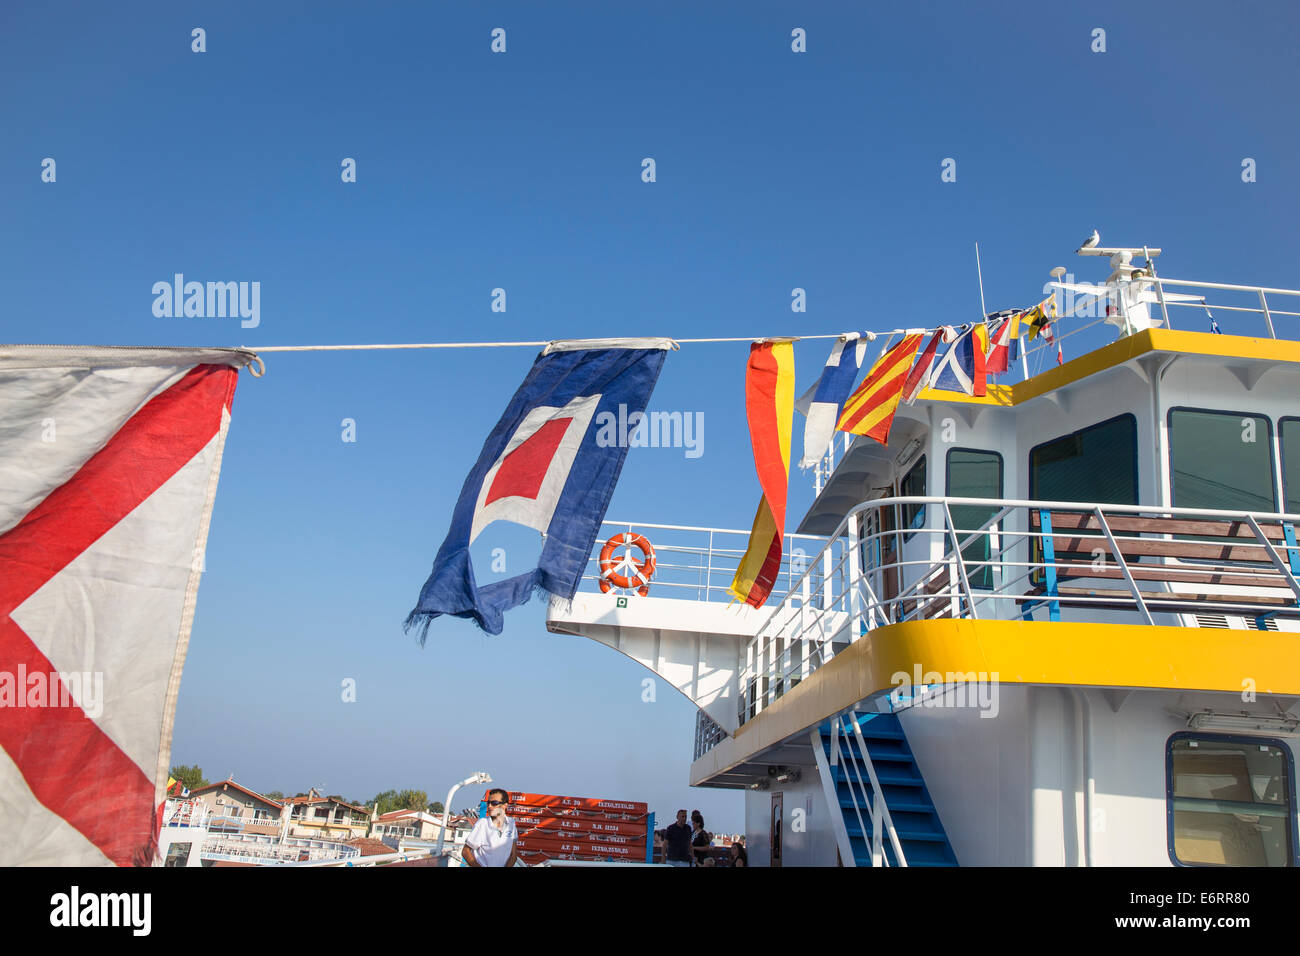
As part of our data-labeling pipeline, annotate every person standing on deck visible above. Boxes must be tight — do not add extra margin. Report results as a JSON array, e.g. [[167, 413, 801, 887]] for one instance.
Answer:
[[462, 788, 518, 867], [661, 809, 693, 867]]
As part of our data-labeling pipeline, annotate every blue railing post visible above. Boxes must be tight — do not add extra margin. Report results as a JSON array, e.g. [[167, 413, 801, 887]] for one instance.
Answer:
[[1040, 509, 1060, 623]]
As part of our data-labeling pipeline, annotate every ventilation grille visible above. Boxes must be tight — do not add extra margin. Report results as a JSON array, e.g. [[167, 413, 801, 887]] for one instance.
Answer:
[[1195, 614, 1230, 629]]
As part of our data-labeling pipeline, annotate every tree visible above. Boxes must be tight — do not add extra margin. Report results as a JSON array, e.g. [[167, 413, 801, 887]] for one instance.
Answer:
[[429, 801, 445, 815], [264, 791, 285, 801], [367, 789, 430, 815], [169, 764, 208, 791]]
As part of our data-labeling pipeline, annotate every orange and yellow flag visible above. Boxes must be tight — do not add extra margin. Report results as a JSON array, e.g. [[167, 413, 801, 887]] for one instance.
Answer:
[[729, 341, 795, 608], [836, 334, 923, 444]]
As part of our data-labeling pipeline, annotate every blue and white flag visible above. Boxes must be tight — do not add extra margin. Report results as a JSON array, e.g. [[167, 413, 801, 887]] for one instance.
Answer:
[[405, 338, 672, 636], [930, 325, 986, 397], [795, 333, 867, 469]]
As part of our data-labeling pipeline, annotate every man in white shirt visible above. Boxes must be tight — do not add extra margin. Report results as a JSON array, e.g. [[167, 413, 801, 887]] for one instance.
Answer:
[[462, 788, 519, 867]]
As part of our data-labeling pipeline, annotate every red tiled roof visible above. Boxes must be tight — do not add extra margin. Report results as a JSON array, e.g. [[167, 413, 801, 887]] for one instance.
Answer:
[[346, 838, 393, 857], [189, 780, 284, 810]]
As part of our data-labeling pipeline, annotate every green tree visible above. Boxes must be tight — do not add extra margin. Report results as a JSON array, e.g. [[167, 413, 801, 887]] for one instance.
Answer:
[[429, 801, 445, 815], [169, 764, 208, 791], [368, 789, 429, 815], [264, 791, 285, 801]]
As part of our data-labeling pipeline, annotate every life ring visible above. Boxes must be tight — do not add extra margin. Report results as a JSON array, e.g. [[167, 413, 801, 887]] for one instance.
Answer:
[[598, 533, 656, 596]]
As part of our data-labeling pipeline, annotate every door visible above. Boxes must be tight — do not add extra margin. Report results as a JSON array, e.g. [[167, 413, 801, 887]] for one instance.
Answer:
[[879, 502, 900, 618], [770, 792, 784, 867]]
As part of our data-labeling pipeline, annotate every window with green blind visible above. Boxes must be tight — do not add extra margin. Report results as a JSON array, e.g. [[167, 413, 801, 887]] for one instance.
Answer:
[[1168, 409, 1275, 512], [947, 449, 1003, 589], [1029, 413, 1138, 504], [1168, 734, 1295, 867], [1279, 418, 1300, 514]]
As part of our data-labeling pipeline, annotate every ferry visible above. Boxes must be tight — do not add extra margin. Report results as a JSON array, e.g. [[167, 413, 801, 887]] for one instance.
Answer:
[[547, 239, 1300, 867]]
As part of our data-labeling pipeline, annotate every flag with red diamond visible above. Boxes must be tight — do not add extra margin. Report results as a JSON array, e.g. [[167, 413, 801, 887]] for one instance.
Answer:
[[0, 346, 249, 865], [405, 339, 671, 637]]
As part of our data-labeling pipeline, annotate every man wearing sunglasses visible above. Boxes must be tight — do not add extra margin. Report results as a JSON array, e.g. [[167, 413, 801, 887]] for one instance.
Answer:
[[462, 788, 519, 867]]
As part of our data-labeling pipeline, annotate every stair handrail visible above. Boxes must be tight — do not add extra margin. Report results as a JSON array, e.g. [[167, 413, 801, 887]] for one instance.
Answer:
[[846, 710, 908, 867], [830, 722, 874, 865]]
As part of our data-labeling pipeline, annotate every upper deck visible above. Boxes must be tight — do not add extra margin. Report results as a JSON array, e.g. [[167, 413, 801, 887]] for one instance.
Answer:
[[546, 243, 1300, 780]]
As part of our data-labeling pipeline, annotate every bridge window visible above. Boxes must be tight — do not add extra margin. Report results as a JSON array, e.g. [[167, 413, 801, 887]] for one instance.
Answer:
[[1280, 418, 1300, 514], [947, 449, 1003, 589], [1168, 409, 1275, 512], [899, 456, 926, 540], [1168, 734, 1294, 867], [1030, 414, 1137, 504]]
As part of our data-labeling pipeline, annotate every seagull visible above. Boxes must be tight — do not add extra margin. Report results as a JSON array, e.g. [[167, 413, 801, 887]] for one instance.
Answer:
[[1077, 229, 1100, 252]]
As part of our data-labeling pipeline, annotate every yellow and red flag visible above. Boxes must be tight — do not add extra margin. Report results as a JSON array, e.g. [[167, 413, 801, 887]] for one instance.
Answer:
[[836, 333, 923, 444], [729, 341, 795, 608]]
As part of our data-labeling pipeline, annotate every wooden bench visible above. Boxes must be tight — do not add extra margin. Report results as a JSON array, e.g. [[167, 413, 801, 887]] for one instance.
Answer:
[[1022, 509, 1300, 625]]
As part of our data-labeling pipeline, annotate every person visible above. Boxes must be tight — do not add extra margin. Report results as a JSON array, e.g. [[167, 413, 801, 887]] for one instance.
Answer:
[[661, 809, 693, 867], [691, 814, 711, 866], [462, 788, 518, 867], [729, 841, 748, 868]]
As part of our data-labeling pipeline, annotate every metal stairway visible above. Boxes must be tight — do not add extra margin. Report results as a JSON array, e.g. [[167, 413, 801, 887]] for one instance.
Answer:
[[812, 710, 958, 867]]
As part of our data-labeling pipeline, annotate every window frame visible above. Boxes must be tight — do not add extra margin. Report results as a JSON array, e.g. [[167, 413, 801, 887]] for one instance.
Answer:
[[1167, 406, 1277, 513], [945, 448, 1005, 589], [1277, 415, 1300, 515], [1165, 730, 1297, 868], [899, 455, 927, 542], [1028, 412, 1139, 505]]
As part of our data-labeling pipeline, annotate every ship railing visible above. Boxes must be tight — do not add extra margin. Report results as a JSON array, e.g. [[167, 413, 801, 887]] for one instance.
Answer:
[[162, 799, 209, 829], [575, 519, 829, 605], [694, 710, 728, 761], [739, 496, 1300, 725], [827, 709, 907, 867], [1143, 276, 1300, 339]]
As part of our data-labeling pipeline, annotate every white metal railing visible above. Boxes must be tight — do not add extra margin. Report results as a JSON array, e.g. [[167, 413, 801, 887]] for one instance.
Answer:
[[200, 833, 362, 864], [576, 519, 828, 605], [739, 496, 1300, 725], [1146, 276, 1300, 339], [162, 799, 209, 829], [837, 711, 906, 867]]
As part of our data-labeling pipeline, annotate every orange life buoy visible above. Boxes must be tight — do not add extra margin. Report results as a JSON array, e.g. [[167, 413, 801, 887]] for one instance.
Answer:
[[598, 533, 656, 596]]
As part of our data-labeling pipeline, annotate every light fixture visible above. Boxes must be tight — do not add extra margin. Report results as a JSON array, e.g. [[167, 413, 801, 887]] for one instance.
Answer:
[[1187, 711, 1299, 735], [749, 779, 770, 791], [775, 770, 800, 784]]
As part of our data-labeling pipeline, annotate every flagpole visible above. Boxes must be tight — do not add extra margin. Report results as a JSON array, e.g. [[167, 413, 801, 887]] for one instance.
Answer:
[[975, 242, 988, 322]]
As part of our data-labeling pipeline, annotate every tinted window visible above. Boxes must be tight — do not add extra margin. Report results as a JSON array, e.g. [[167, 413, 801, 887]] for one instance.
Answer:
[[1169, 735, 1293, 867], [1030, 414, 1138, 504], [1169, 409, 1275, 512], [1280, 418, 1300, 514], [900, 456, 926, 540], [947, 449, 1003, 589]]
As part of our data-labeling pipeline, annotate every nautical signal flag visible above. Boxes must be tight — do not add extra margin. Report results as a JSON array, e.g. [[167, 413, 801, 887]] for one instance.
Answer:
[[836, 334, 923, 444], [983, 311, 1021, 375], [0, 346, 249, 865], [795, 333, 867, 470], [405, 339, 671, 637], [730, 340, 795, 608], [929, 325, 987, 397], [901, 329, 945, 404], [1025, 294, 1056, 342]]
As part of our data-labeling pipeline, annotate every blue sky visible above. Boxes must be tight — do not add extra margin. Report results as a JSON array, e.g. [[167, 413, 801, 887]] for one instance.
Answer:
[[3, 1, 1298, 830]]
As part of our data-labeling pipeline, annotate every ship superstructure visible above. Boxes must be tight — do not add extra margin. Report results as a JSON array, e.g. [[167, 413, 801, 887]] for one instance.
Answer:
[[547, 241, 1300, 867]]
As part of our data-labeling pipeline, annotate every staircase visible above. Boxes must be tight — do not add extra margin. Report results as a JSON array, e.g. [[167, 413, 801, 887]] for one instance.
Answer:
[[813, 711, 958, 867]]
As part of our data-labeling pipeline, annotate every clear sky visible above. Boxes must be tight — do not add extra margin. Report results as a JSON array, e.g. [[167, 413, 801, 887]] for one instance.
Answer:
[[3, 1, 1298, 830]]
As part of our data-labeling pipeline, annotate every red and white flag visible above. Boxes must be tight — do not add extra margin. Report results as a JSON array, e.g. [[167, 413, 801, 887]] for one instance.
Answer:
[[0, 346, 251, 865]]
